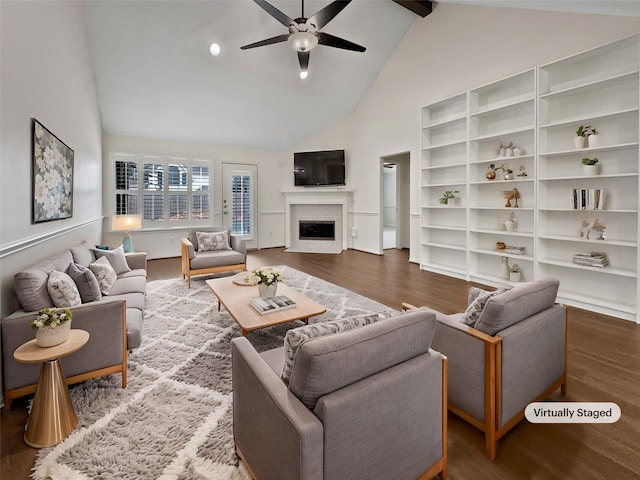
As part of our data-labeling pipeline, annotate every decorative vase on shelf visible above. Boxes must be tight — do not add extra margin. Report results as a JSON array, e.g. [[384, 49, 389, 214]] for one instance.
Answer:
[[258, 283, 278, 298], [588, 135, 600, 148], [510, 271, 521, 282], [573, 136, 585, 149], [583, 164, 600, 176], [499, 257, 510, 280], [35, 321, 71, 348], [513, 147, 522, 156]]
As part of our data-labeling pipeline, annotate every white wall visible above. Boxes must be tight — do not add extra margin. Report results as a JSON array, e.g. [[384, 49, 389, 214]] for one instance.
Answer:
[[101, 134, 287, 258], [0, 1, 103, 317], [287, 3, 640, 258]]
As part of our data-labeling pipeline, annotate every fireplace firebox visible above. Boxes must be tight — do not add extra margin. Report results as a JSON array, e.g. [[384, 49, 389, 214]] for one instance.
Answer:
[[299, 221, 336, 241]]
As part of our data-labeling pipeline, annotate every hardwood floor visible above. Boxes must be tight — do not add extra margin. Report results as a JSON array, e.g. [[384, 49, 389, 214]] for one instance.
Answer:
[[2, 248, 639, 479]]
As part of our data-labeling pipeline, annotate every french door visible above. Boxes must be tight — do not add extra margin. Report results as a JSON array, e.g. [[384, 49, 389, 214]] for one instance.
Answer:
[[222, 163, 257, 250]]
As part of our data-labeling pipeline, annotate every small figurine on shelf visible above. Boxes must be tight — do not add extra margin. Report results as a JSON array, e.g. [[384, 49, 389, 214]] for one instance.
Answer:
[[591, 218, 606, 240], [517, 165, 528, 177], [498, 142, 505, 157], [513, 146, 523, 156], [505, 142, 515, 157], [579, 220, 592, 239]]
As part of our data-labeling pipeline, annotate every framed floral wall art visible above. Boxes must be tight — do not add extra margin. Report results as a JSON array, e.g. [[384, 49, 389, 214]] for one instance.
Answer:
[[32, 118, 74, 223]]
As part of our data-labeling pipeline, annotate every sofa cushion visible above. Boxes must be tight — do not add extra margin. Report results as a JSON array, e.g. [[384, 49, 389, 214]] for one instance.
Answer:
[[190, 250, 245, 270], [196, 231, 232, 252], [288, 310, 436, 409], [68, 263, 102, 303], [474, 279, 560, 336], [461, 287, 509, 327], [47, 270, 82, 308], [93, 246, 131, 274], [70, 241, 96, 267], [89, 256, 118, 295], [109, 275, 147, 296], [281, 313, 384, 384], [14, 263, 56, 312]]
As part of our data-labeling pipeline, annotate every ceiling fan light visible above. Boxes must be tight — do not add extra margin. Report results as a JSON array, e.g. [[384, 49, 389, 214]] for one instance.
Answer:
[[299, 70, 309, 80], [288, 31, 318, 52]]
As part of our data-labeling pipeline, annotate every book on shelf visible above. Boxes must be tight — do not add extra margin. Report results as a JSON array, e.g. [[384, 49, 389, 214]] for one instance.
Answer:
[[570, 188, 605, 210], [249, 295, 297, 315], [572, 252, 609, 268], [503, 245, 526, 255]]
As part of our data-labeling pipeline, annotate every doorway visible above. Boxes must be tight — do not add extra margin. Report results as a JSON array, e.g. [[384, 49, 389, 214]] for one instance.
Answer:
[[381, 153, 410, 252], [222, 163, 258, 250]]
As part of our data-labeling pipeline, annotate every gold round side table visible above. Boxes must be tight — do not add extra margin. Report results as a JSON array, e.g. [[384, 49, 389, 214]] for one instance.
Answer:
[[13, 329, 90, 448]]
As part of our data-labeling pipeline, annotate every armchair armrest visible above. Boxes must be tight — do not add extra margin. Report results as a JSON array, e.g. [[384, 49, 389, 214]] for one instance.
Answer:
[[232, 337, 323, 480], [230, 235, 246, 255], [181, 238, 196, 260], [125, 252, 147, 271]]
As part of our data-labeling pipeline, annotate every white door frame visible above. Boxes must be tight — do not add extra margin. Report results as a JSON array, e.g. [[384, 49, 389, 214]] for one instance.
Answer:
[[222, 163, 258, 250]]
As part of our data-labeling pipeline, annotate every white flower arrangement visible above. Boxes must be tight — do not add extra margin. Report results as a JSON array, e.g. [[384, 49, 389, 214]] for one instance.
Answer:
[[251, 266, 283, 286], [30, 307, 73, 330]]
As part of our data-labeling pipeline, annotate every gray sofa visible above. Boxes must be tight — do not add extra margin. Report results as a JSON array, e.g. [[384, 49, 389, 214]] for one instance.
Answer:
[[1, 241, 146, 408], [404, 278, 567, 460], [231, 310, 448, 480], [181, 228, 246, 287]]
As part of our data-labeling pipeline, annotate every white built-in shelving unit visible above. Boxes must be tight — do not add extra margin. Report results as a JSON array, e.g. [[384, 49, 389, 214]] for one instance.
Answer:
[[420, 35, 640, 322]]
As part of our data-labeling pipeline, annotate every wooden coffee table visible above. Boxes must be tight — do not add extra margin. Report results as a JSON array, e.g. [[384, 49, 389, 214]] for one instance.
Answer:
[[206, 278, 326, 336]]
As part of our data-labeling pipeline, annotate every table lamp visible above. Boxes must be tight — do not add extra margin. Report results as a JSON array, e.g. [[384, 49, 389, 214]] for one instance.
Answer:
[[111, 215, 142, 253]]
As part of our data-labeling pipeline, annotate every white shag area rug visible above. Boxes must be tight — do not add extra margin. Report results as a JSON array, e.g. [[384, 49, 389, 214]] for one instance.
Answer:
[[33, 266, 397, 479]]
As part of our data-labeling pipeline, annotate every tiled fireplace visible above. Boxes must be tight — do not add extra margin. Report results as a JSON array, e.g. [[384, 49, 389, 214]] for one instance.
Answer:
[[283, 190, 351, 254]]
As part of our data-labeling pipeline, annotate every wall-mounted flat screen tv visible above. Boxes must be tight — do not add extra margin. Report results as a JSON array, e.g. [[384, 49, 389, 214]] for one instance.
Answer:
[[294, 149, 346, 187]]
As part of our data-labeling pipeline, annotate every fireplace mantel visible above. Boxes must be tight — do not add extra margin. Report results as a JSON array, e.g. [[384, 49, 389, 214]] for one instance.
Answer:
[[283, 189, 352, 253]]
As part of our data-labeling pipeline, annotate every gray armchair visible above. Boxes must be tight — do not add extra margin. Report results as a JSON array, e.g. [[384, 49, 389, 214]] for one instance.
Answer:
[[181, 228, 246, 287], [404, 278, 567, 460], [231, 310, 448, 480]]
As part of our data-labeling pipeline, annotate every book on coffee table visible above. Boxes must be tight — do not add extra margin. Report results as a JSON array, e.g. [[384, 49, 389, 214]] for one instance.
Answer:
[[249, 295, 297, 315]]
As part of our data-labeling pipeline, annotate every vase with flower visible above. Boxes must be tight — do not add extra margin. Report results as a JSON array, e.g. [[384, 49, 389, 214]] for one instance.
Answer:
[[31, 307, 73, 347], [252, 266, 284, 298]]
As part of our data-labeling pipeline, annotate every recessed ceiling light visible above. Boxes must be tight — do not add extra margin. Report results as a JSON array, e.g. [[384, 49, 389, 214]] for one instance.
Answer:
[[209, 43, 221, 56]]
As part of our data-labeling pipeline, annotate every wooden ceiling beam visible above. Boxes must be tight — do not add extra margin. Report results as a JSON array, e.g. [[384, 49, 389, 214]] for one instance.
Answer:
[[392, 0, 433, 17]]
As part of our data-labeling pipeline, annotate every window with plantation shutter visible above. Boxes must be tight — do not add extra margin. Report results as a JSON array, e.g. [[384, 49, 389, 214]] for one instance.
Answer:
[[111, 153, 213, 228], [231, 174, 251, 235]]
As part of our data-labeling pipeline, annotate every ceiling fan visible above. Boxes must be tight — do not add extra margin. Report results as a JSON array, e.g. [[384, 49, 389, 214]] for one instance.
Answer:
[[241, 0, 366, 79]]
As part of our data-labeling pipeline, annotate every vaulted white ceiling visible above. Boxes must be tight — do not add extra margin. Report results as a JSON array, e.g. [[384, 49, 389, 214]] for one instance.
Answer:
[[83, 0, 640, 152]]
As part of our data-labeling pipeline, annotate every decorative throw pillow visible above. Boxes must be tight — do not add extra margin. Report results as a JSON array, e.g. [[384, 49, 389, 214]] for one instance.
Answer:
[[281, 313, 386, 384], [196, 231, 231, 252], [47, 270, 82, 308], [92, 245, 131, 275], [89, 256, 118, 295], [68, 262, 102, 303], [461, 287, 509, 327]]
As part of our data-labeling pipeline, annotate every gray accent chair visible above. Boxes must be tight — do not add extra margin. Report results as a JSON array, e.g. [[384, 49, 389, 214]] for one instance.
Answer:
[[180, 228, 246, 288], [231, 310, 448, 480], [403, 278, 567, 460]]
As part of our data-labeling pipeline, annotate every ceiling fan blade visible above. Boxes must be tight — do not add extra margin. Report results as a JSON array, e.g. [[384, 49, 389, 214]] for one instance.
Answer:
[[241, 34, 290, 50], [316, 32, 366, 52], [253, 0, 295, 28], [298, 51, 310, 71], [308, 0, 352, 30]]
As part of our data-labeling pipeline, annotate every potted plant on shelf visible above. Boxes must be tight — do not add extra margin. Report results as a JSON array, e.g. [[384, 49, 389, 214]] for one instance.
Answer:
[[509, 263, 521, 282], [575, 125, 597, 149], [582, 157, 600, 175], [486, 164, 499, 180], [439, 190, 460, 205], [31, 307, 73, 347], [517, 165, 528, 177]]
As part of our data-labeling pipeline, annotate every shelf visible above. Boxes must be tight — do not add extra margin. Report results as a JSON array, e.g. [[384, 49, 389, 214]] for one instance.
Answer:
[[470, 126, 534, 142], [423, 182, 467, 188], [423, 242, 466, 251], [470, 154, 534, 165], [470, 178, 534, 185], [469, 207, 534, 212], [422, 139, 467, 151], [539, 142, 638, 157], [422, 224, 467, 232], [469, 228, 533, 237], [421, 162, 466, 170], [538, 108, 639, 130], [421, 262, 467, 278], [538, 258, 636, 278], [539, 173, 638, 181], [470, 248, 533, 261], [538, 208, 638, 214], [539, 70, 639, 101], [470, 96, 534, 117], [422, 113, 467, 130], [469, 272, 522, 287], [555, 291, 637, 317], [422, 205, 466, 209], [538, 233, 636, 247]]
